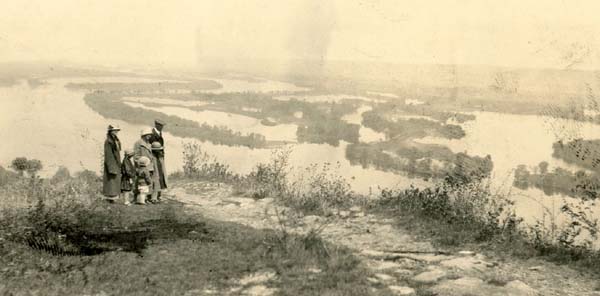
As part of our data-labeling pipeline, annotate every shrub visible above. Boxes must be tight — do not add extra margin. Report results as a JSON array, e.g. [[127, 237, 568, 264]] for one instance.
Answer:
[[51, 166, 71, 184], [285, 162, 355, 215], [179, 142, 239, 182], [379, 179, 522, 242], [0, 163, 104, 255], [239, 148, 291, 199]]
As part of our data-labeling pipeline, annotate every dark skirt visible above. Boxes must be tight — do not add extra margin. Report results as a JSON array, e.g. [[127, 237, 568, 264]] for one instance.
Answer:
[[102, 172, 122, 197]]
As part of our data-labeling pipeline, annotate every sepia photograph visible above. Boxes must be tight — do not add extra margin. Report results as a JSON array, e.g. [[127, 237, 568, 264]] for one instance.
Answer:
[[2, 1, 600, 295]]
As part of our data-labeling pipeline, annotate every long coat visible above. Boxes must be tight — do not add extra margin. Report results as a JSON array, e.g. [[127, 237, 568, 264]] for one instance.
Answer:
[[133, 139, 154, 170], [152, 128, 168, 188], [103, 135, 122, 197]]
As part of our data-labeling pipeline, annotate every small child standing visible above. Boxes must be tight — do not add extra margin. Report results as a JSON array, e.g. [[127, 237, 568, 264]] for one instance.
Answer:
[[120, 150, 135, 205], [134, 156, 153, 205]]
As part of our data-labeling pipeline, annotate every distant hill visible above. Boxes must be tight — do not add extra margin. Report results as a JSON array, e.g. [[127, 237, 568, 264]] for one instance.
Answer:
[[196, 58, 600, 104]]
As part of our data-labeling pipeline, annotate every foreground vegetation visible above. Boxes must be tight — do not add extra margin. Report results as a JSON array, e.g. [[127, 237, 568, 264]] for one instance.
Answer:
[[376, 181, 600, 274], [0, 162, 377, 295], [175, 143, 600, 275]]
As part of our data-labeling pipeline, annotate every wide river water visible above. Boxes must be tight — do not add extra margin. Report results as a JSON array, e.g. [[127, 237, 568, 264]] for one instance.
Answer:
[[0, 77, 424, 196], [1, 76, 599, 234]]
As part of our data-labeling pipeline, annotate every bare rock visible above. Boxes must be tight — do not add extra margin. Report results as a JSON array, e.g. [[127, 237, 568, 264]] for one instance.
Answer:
[[458, 250, 475, 256], [371, 260, 404, 271], [303, 215, 322, 224], [431, 277, 486, 295], [242, 285, 277, 296], [375, 273, 395, 282], [238, 270, 277, 286], [432, 277, 538, 296], [388, 285, 416, 295], [393, 269, 414, 276], [339, 210, 350, 218], [440, 257, 488, 273], [505, 280, 538, 296], [349, 206, 362, 212], [412, 269, 447, 284], [361, 249, 389, 258], [403, 254, 455, 263]]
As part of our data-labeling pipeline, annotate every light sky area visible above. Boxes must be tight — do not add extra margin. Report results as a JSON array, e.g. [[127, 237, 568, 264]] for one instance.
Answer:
[[1, 0, 600, 70]]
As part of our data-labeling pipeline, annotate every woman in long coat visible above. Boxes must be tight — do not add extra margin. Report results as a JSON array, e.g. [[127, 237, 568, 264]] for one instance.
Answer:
[[103, 125, 122, 198]]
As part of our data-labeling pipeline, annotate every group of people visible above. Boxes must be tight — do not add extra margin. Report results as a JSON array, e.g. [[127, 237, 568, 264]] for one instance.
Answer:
[[102, 119, 168, 205]]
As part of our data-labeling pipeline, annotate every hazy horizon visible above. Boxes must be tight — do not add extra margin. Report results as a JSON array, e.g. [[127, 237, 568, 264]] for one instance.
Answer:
[[3, 0, 600, 71]]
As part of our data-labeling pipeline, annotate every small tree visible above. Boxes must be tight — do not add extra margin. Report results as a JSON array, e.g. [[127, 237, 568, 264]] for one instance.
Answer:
[[10, 157, 43, 177], [538, 161, 549, 174], [26, 159, 43, 177], [51, 166, 71, 183], [10, 157, 29, 176]]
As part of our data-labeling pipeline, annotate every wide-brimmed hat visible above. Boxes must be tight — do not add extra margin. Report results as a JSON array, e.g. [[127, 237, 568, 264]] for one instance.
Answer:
[[108, 124, 121, 131], [151, 141, 163, 150], [154, 119, 166, 126], [138, 156, 150, 167], [140, 127, 153, 136]]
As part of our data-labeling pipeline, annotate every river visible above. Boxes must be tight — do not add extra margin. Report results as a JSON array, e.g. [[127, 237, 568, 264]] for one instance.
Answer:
[[3, 76, 599, 234], [417, 111, 600, 229], [0, 76, 423, 196]]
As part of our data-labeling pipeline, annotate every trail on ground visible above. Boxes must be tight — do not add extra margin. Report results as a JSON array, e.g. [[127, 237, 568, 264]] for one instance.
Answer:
[[170, 182, 599, 296]]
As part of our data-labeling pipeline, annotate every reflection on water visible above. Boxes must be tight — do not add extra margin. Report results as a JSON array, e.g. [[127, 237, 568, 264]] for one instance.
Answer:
[[0, 77, 424, 195], [274, 94, 385, 103], [123, 102, 298, 142], [122, 96, 210, 107], [416, 111, 600, 227], [0, 79, 151, 176], [199, 77, 310, 93], [366, 91, 399, 99], [341, 105, 385, 143]]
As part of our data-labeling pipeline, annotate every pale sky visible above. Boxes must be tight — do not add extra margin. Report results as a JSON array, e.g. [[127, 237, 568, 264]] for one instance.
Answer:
[[2, 0, 600, 70]]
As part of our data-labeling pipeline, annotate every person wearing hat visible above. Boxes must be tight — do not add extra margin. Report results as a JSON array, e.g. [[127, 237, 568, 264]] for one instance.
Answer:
[[150, 142, 164, 203], [152, 119, 168, 193], [134, 128, 155, 164], [103, 124, 122, 201], [133, 128, 155, 203], [120, 149, 135, 205], [152, 119, 165, 147], [134, 156, 153, 205]]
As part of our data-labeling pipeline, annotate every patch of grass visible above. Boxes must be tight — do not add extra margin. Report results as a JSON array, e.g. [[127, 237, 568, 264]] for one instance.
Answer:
[[1, 199, 377, 295], [0, 163, 376, 295]]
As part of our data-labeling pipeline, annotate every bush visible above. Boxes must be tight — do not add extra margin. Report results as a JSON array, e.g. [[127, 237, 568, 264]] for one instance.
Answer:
[[245, 151, 357, 215], [239, 148, 291, 199], [379, 179, 522, 242], [285, 162, 355, 215], [0, 165, 104, 255], [179, 142, 239, 182], [10, 157, 43, 177]]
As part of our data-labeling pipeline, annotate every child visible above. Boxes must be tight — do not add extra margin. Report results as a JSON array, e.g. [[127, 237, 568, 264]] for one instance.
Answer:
[[120, 150, 135, 205], [134, 156, 153, 205]]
